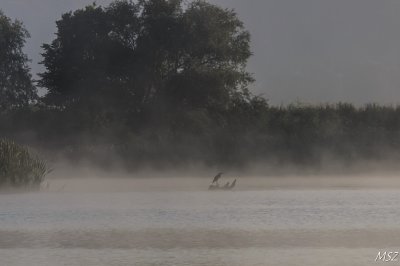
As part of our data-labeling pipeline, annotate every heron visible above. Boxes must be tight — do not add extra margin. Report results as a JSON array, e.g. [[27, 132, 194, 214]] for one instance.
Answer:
[[212, 172, 223, 184], [229, 179, 237, 189]]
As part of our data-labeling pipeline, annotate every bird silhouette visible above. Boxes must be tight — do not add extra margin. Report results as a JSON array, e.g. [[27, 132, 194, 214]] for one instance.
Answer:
[[212, 172, 223, 184], [229, 179, 237, 189]]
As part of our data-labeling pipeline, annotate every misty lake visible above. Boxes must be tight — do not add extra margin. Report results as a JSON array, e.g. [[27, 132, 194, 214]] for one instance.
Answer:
[[1, 177, 400, 266]]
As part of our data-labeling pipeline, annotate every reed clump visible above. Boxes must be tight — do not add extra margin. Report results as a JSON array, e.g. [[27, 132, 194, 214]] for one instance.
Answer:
[[0, 139, 49, 189]]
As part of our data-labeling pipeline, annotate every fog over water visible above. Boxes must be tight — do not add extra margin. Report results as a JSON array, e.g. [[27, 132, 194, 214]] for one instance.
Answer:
[[2, 0, 400, 265], [1, 176, 400, 265]]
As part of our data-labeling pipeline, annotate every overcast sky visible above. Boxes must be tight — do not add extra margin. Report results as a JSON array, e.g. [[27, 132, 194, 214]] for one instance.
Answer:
[[3, 0, 400, 105]]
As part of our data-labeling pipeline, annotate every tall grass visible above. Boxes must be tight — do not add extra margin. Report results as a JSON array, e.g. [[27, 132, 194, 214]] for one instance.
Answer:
[[0, 139, 49, 189]]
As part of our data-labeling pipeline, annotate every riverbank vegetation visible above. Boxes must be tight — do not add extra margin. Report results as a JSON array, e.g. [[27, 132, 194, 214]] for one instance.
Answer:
[[0, 139, 49, 188], [1, 0, 400, 174]]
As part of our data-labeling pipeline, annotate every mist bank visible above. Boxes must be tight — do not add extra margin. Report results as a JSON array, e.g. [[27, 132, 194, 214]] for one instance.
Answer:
[[3, 103, 400, 175], [2, 2, 400, 175]]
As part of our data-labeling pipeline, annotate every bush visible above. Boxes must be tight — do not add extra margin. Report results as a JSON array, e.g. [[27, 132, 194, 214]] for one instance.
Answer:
[[0, 139, 49, 188]]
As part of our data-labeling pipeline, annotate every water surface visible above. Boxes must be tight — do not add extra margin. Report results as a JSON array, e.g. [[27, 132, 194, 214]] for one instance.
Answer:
[[1, 177, 399, 265]]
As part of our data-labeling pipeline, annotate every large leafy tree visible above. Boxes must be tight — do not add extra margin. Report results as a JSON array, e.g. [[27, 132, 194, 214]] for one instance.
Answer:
[[39, 0, 253, 125], [0, 10, 36, 112]]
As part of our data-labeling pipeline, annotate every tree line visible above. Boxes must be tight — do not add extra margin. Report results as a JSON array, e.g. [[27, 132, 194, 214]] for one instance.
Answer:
[[1, 0, 400, 173]]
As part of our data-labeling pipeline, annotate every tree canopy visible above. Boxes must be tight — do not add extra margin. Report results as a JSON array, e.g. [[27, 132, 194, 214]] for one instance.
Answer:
[[39, 0, 253, 124], [0, 10, 36, 112], [1, 2, 400, 173]]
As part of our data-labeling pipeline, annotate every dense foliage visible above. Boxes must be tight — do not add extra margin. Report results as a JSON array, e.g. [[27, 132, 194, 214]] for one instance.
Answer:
[[0, 139, 48, 188], [1, 1, 400, 174], [0, 10, 36, 112], [39, 0, 252, 131], [4, 102, 400, 172]]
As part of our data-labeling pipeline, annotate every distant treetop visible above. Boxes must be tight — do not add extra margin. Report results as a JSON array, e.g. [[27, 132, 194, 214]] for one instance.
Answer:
[[0, 10, 36, 112], [39, 0, 253, 118]]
